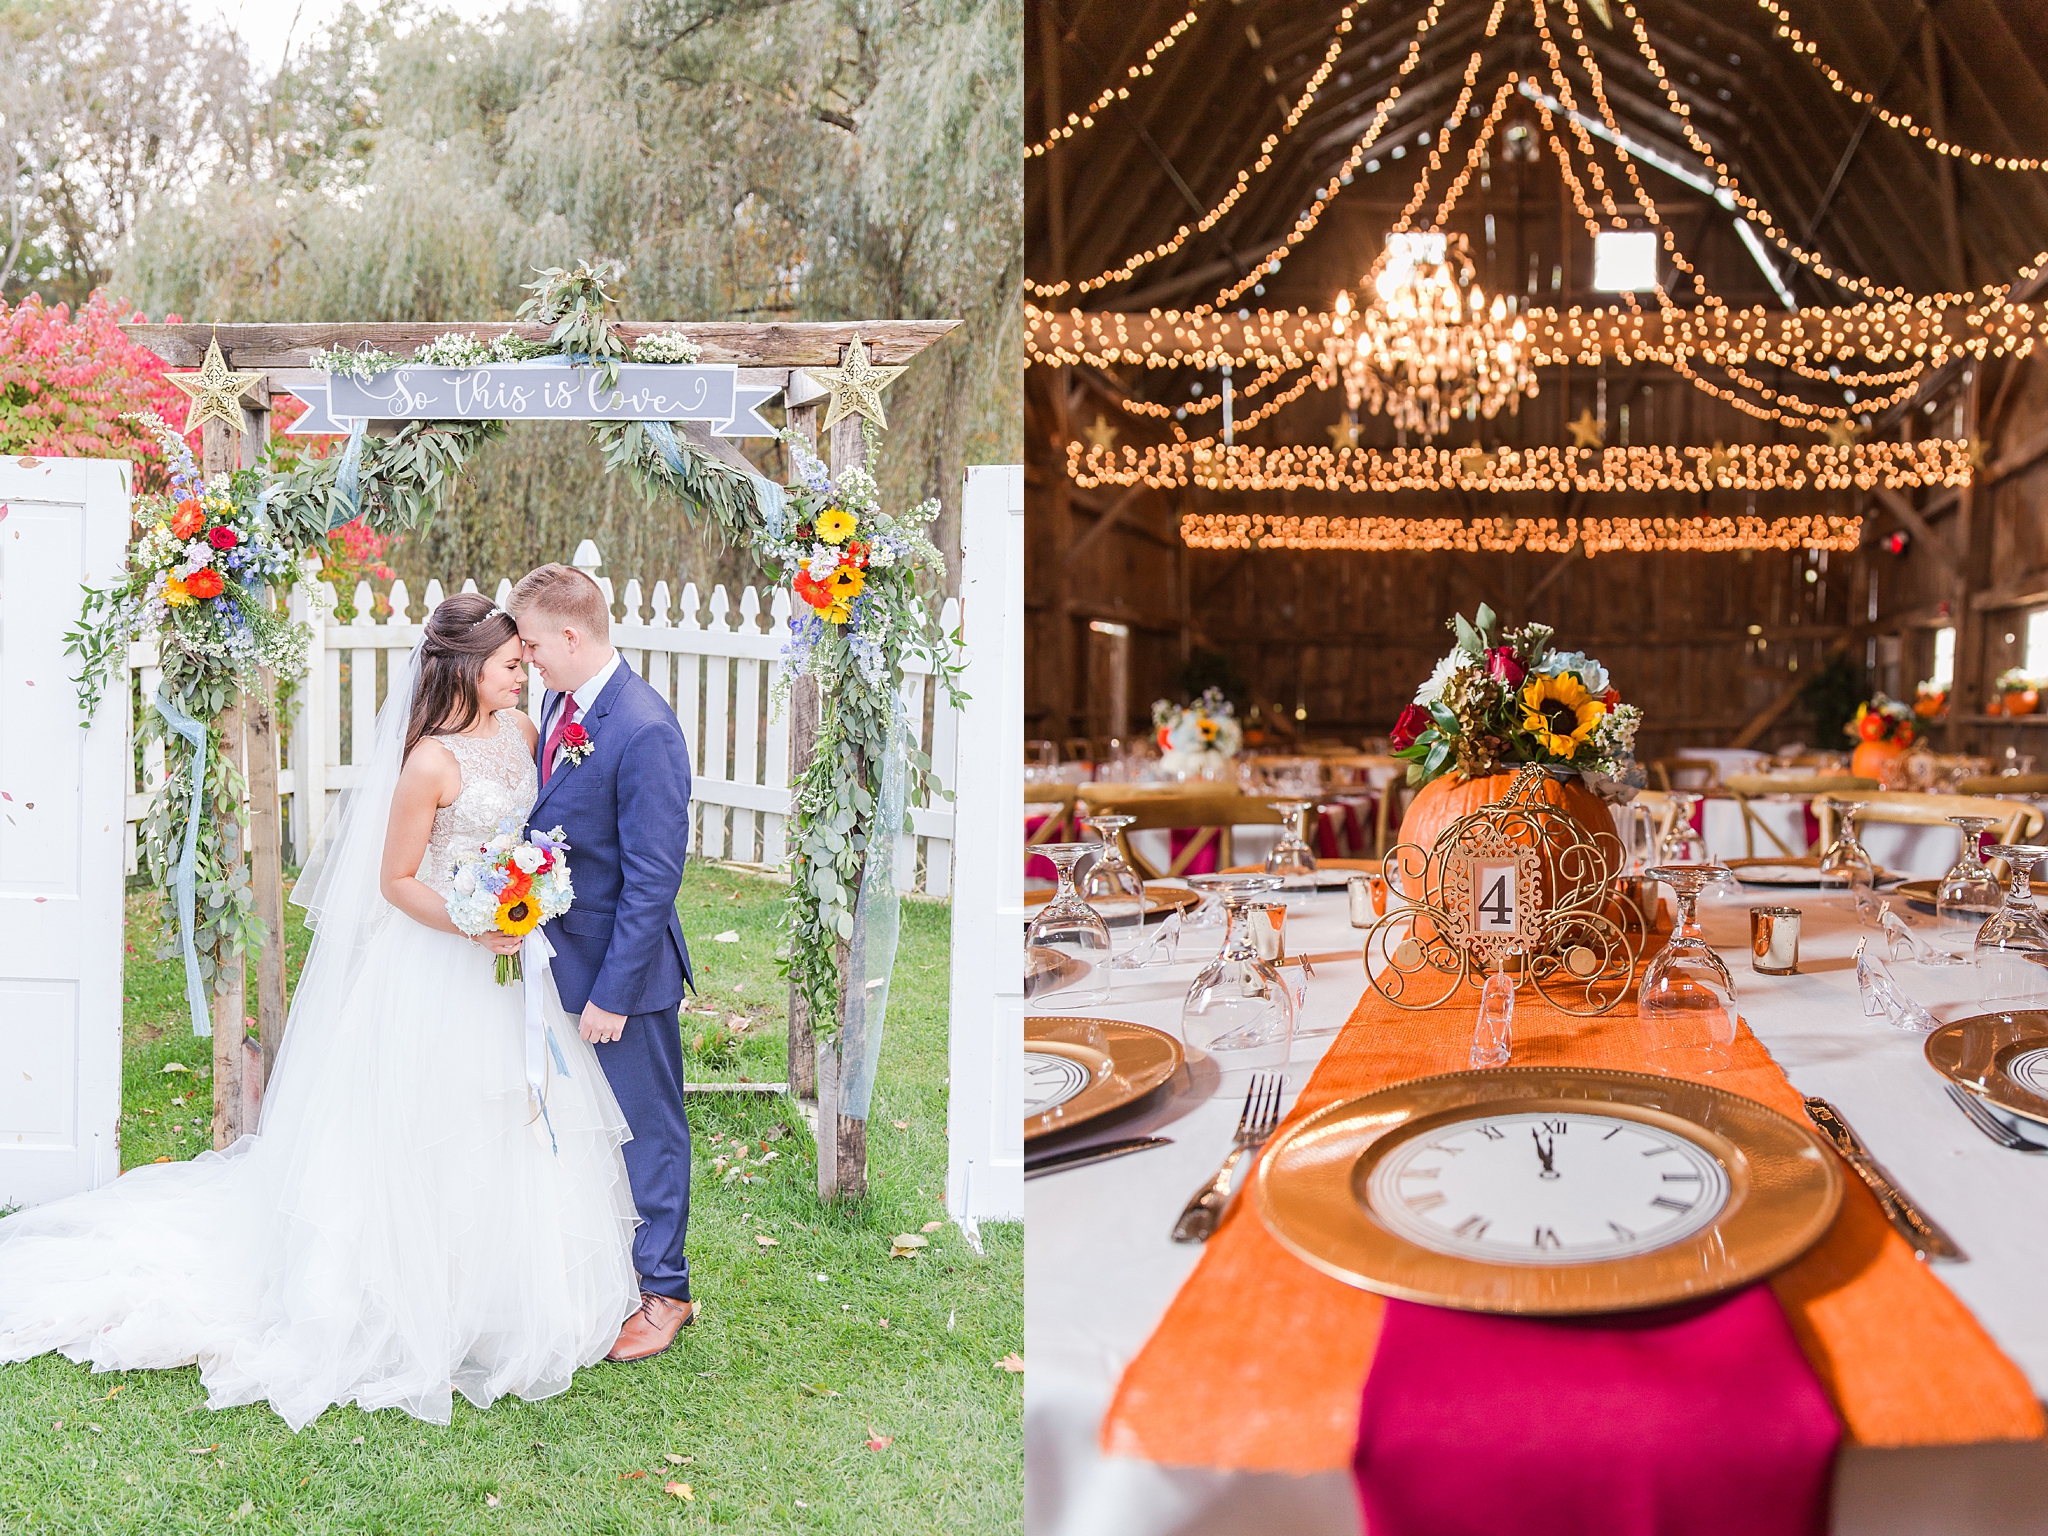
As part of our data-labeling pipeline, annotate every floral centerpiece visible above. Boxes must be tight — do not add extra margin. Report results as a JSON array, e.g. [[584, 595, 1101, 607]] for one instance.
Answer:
[[1913, 679, 1948, 720], [445, 821, 576, 984], [1994, 668, 2042, 717], [1389, 605, 1640, 794], [1152, 687, 1243, 778], [1843, 693, 1917, 778]]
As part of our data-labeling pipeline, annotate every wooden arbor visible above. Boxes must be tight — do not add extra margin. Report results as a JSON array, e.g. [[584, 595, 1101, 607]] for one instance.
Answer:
[[125, 318, 959, 1201]]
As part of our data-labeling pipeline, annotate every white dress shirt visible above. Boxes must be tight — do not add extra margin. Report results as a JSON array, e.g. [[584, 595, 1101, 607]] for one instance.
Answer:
[[546, 648, 621, 774]]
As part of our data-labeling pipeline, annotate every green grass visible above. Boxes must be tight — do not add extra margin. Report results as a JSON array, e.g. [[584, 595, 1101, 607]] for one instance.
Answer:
[[0, 865, 1021, 1535]]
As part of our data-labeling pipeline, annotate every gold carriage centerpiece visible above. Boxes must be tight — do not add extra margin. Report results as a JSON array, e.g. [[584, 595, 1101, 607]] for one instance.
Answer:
[[1364, 763, 1639, 1015]]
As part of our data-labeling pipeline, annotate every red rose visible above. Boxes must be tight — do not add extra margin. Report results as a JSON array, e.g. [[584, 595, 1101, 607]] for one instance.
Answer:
[[1390, 704, 1431, 751], [1602, 689, 1620, 707], [184, 567, 225, 599], [208, 526, 239, 550], [1484, 645, 1525, 687], [561, 723, 590, 750]]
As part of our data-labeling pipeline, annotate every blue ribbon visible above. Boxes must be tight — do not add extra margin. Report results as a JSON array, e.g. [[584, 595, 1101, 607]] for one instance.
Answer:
[[643, 419, 789, 538], [329, 417, 367, 530], [151, 686, 213, 1037]]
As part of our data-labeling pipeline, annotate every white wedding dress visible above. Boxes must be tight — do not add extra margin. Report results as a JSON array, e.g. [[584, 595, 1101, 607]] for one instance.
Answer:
[[0, 681, 641, 1432]]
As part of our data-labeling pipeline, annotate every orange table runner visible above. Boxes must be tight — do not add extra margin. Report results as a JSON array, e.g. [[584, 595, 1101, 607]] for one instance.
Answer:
[[1103, 972, 2045, 1474]]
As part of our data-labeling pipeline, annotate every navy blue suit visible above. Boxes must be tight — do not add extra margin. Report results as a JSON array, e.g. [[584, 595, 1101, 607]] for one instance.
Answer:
[[533, 657, 695, 1301]]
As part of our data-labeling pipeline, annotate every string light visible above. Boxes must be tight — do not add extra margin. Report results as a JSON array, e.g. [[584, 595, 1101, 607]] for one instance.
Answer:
[[1068, 438, 1972, 496], [1025, 302, 2043, 375], [1025, 1, 1210, 160], [1023, 5, 1362, 300], [1178, 510, 1864, 556], [1757, 0, 2048, 172]]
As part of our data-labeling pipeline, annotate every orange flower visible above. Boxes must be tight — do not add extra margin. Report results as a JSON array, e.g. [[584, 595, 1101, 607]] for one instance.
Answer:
[[184, 568, 225, 600], [170, 501, 204, 540], [500, 865, 533, 902]]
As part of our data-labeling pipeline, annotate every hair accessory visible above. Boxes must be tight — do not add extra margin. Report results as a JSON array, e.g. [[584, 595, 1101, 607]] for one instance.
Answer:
[[467, 605, 508, 627]]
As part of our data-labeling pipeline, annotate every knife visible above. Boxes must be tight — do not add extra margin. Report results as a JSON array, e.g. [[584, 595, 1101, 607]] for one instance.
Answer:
[[1802, 1097, 1966, 1262], [1025, 1135, 1172, 1179]]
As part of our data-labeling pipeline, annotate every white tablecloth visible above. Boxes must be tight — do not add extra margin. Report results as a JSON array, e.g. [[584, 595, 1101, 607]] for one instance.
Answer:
[[1026, 889, 2048, 1536], [1696, 799, 1960, 876]]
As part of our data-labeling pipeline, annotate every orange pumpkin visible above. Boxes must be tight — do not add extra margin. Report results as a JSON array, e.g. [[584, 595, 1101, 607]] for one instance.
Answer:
[[1850, 738, 1907, 780], [1395, 769, 1620, 911], [2005, 690, 2040, 717]]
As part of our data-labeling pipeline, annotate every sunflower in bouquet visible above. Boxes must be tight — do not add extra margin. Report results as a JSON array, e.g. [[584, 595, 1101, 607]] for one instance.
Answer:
[[1388, 604, 1643, 793], [446, 821, 576, 983]]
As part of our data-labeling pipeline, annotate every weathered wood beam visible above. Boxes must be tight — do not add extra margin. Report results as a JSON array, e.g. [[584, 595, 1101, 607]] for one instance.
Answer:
[[1869, 486, 1959, 576], [123, 320, 959, 370], [1730, 636, 1853, 749]]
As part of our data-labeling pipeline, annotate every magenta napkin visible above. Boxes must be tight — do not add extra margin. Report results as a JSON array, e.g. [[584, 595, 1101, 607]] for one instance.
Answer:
[[1353, 1287, 1840, 1536]]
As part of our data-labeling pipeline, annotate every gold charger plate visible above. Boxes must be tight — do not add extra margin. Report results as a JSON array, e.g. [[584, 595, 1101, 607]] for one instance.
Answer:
[[1895, 878, 2044, 918], [1025, 1015, 1185, 1142], [1023, 884, 1202, 917], [1925, 1010, 2048, 1128], [1253, 1067, 1842, 1315]]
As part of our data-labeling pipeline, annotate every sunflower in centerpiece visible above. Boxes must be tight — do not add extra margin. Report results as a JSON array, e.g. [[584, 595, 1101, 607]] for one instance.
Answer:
[[1519, 672, 1607, 757]]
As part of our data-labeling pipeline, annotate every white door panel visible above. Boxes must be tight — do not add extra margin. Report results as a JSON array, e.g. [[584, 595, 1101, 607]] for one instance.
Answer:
[[0, 455, 129, 1206]]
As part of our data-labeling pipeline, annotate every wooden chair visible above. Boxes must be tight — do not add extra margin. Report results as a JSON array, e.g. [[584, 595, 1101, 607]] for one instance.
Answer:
[[1621, 789, 1683, 855], [1812, 792, 2045, 861], [1652, 758, 1722, 792], [1076, 787, 1285, 879], [1956, 775, 2048, 798], [1722, 773, 1880, 859], [1025, 785, 1080, 857]]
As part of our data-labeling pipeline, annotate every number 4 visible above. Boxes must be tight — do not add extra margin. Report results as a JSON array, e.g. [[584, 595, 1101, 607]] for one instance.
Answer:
[[1480, 873, 1512, 925]]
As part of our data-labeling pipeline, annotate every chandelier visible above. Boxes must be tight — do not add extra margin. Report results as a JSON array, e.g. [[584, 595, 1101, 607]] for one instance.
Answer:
[[1323, 232, 1538, 440]]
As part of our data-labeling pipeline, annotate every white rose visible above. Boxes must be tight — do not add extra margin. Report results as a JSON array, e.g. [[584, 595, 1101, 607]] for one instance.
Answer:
[[453, 865, 478, 896], [511, 844, 543, 873]]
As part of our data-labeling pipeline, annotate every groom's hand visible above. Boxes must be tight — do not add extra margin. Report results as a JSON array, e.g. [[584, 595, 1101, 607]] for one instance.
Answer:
[[580, 1002, 627, 1045]]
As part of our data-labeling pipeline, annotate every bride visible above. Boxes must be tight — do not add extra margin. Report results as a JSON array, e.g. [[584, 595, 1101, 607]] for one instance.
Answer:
[[0, 594, 641, 1430]]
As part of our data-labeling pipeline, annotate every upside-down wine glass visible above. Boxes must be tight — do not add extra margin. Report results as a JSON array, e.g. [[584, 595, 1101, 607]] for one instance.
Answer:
[[1079, 814, 1147, 952], [1024, 843, 1113, 1007], [1264, 799, 1320, 884], [1935, 816, 2003, 957], [1816, 801, 1877, 888], [1975, 844, 2048, 1002], [1639, 865, 1739, 1075], [1657, 792, 1709, 864], [1181, 875, 1295, 1070]]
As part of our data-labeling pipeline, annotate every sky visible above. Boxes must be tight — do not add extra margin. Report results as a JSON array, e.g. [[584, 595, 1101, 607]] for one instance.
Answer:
[[196, 0, 565, 79]]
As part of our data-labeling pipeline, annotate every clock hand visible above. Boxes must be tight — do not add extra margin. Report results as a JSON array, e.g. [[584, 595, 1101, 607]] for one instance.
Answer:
[[1531, 1128, 1559, 1180]]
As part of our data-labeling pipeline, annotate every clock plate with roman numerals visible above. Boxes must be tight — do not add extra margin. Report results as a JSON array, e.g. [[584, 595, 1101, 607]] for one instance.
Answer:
[[1254, 1068, 1842, 1314]]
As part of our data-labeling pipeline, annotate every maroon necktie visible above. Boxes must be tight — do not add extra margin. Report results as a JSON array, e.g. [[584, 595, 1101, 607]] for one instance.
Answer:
[[541, 695, 580, 786]]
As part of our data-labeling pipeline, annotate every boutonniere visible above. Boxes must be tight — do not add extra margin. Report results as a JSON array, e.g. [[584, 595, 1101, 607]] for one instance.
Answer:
[[559, 721, 594, 767]]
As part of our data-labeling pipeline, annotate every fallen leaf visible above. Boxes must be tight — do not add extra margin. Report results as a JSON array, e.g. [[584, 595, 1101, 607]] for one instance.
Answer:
[[486, 1494, 500, 1508], [893, 1120, 908, 1129], [50, 1421, 60, 1431], [161, 1062, 190, 1074], [234, 1500, 253, 1518], [888, 1233, 929, 1258], [87, 1423, 102, 1433], [796, 1499, 808, 1509], [351, 1435, 364, 1445], [663, 1453, 688, 1465], [152, 1156, 172, 1164], [712, 930, 739, 943], [618, 1470, 646, 1480], [755, 1234, 779, 1248], [105, 1385, 124, 1400], [878, 1318, 890, 1329], [920, 1220, 944, 1233], [864, 1432, 894, 1452], [996, 1353, 1025, 1373], [138, 1107, 157, 1116], [800, 1383, 840, 1398], [664, 1481, 694, 1501], [188, 1444, 218, 1456]]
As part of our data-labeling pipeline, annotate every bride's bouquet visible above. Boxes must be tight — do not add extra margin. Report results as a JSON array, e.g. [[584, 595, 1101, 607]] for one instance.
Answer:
[[445, 820, 575, 984]]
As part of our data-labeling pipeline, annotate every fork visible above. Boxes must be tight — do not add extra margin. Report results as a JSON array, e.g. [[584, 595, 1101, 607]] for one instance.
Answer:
[[1944, 1083, 2048, 1153], [1172, 1073, 1285, 1244]]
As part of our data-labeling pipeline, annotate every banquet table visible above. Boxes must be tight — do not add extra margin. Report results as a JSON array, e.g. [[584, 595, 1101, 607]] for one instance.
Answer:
[[1025, 885, 2048, 1536]]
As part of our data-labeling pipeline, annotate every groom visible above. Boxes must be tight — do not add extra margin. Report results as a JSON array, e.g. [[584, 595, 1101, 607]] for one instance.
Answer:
[[509, 562, 697, 1362]]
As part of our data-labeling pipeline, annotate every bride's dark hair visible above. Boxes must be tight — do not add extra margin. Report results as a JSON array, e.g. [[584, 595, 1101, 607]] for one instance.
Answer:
[[404, 594, 522, 762]]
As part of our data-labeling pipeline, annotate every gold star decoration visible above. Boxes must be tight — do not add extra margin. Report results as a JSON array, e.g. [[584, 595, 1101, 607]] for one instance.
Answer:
[[1702, 440, 1733, 479], [1082, 413, 1121, 451], [1965, 436, 1988, 470], [1567, 409, 1604, 449], [1825, 418, 1861, 448], [164, 333, 265, 435], [1456, 442, 1496, 478], [811, 335, 908, 432], [1326, 416, 1363, 450]]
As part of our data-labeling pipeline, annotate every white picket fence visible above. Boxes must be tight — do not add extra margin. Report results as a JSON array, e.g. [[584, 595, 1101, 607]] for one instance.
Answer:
[[124, 542, 960, 895]]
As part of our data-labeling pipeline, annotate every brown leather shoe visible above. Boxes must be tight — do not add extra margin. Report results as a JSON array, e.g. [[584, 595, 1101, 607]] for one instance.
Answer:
[[605, 1292, 697, 1363]]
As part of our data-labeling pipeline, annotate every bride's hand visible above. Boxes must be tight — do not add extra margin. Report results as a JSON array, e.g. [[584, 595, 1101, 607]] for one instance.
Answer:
[[475, 930, 525, 956]]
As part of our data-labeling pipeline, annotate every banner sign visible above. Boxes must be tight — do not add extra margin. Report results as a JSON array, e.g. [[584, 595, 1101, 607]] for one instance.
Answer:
[[295, 361, 781, 437]]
